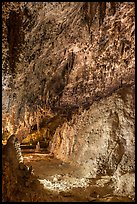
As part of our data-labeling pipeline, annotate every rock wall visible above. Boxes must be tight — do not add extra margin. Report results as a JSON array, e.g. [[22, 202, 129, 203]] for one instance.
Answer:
[[2, 2, 135, 198], [2, 2, 134, 136], [49, 85, 135, 196], [50, 86, 135, 168], [2, 135, 33, 201]]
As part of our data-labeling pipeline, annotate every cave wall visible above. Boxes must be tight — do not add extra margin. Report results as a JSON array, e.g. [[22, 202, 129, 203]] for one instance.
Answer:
[[2, 2, 134, 138], [2, 2, 135, 197], [48, 84, 135, 197], [49, 86, 135, 195]]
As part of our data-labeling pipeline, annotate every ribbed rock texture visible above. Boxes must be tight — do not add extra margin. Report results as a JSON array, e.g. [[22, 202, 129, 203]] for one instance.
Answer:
[[2, 2, 135, 199]]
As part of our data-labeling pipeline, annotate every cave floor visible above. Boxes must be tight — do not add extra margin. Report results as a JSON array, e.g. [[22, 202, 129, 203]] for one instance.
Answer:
[[22, 149, 134, 202]]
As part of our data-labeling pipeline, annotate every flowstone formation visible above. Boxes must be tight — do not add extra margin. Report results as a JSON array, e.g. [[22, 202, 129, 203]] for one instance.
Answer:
[[2, 2, 135, 201], [49, 85, 135, 198], [2, 135, 33, 201]]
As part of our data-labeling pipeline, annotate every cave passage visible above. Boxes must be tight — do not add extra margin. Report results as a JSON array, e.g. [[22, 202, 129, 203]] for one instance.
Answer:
[[2, 2, 134, 202], [17, 143, 134, 202]]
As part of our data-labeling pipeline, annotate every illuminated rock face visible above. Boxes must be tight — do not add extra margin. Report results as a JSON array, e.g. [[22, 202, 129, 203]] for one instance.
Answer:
[[49, 85, 135, 197], [2, 2, 135, 198], [49, 86, 135, 173]]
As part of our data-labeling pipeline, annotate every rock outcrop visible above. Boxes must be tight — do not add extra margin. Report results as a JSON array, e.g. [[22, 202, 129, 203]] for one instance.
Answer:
[[2, 2, 135, 200], [49, 85, 135, 197], [2, 135, 33, 201]]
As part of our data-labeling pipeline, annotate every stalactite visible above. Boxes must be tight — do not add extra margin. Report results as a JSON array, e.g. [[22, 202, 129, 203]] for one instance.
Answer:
[[81, 2, 107, 32], [98, 2, 106, 27], [86, 2, 98, 32], [36, 107, 40, 133], [110, 2, 116, 16], [11, 106, 15, 134]]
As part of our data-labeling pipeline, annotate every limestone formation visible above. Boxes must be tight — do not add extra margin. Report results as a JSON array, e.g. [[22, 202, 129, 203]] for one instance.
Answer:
[[2, 2, 135, 201], [35, 141, 41, 152]]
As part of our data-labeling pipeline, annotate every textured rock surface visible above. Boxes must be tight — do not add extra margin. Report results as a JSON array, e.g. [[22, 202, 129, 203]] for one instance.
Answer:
[[49, 85, 135, 197], [2, 2, 135, 200], [2, 135, 34, 201], [2, 2, 135, 135]]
